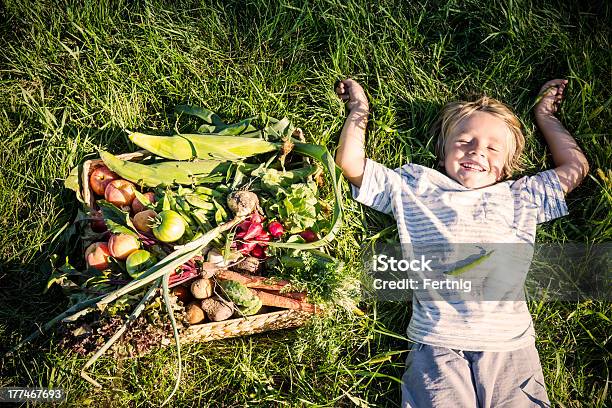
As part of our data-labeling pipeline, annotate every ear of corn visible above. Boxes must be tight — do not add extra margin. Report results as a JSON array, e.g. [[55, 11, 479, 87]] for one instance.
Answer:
[[100, 151, 231, 187], [128, 132, 280, 161]]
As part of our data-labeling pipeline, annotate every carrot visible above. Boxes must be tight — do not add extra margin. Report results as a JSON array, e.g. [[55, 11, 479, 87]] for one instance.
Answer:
[[216, 270, 291, 291], [259, 289, 308, 302], [250, 289, 317, 313]]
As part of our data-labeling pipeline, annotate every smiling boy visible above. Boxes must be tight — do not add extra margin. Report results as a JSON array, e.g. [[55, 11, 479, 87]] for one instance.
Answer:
[[335, 79, 588, 407]]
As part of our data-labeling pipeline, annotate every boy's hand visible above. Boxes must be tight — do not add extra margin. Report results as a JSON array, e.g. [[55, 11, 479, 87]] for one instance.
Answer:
[[534, 79, 568, 117], [533, 78, 589, 194], [336, 79, 369, 113]]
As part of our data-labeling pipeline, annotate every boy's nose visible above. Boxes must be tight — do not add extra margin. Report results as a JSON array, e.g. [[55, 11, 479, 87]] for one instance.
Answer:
[[468, 146, 486, 157]]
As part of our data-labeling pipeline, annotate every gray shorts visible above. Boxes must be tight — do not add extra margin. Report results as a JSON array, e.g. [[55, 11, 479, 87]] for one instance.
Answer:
[[401, 343, 550, 408]]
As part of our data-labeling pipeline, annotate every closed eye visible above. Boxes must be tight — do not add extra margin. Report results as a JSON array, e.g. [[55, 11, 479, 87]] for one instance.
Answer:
[[488, 146, 500, 152]]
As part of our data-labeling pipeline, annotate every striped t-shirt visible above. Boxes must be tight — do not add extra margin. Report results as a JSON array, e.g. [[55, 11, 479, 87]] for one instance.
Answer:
[[352, 159, 568, 351]]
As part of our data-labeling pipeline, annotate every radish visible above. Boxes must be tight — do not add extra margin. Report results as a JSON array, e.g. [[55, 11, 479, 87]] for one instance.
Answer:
[[238, 241, 257, 254], [237, 220, 252, 231], [251, 245, 265, 259], [299, 229, 317, 242], [267, 221, 284, 238], [250, 211, 264, 224], [243, 222, 264, 241]]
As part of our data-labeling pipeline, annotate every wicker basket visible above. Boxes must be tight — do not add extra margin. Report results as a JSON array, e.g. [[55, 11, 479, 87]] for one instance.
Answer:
[[81, 152, 316, 343]]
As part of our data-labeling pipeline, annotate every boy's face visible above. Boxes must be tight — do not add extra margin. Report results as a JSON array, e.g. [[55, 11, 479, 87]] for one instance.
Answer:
[[442, 111, 510, 189]]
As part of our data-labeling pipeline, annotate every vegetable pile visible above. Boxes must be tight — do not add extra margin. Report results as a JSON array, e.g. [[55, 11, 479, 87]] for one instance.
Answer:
[[15, 106, 353, 405]]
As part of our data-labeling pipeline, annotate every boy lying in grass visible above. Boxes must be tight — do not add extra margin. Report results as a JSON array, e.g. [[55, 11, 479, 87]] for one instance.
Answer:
[[335, 78, 589, 407]]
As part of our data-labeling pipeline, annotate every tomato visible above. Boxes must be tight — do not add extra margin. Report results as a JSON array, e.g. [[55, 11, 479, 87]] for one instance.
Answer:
[[126, 249, 156, 279], [152, 210, 186, 242]]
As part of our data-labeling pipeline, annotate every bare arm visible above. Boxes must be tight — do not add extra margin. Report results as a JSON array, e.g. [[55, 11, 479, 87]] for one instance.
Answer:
[[534, 79, 589, 194], [335, 79, 369, 188]]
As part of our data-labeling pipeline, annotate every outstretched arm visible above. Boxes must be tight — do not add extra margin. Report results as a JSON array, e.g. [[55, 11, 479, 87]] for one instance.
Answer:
[[534, 79, 589, 194], [335, 79, 369, 188]]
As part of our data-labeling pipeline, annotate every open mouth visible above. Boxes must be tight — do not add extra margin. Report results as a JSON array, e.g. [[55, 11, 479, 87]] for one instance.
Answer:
[[460, 162, 486, 172]]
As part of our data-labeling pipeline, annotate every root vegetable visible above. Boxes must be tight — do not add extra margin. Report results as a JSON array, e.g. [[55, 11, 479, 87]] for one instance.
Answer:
[[243, 222, 264, 240], [250, 211, 264, 224], [227, 191, 259, 217], [238, 241, 256, 255], [200, 296, 234, 322], [267, 221, 284, 238], [190, 278, 214, 299], [260, 289, 307, 302], [216, 270, 291, 291], [231, 257, 260, 274], [250, 289, 316, 313], [172, 286, 192, 304], [250, 245, 265, 259], [299, 229, 318, 243], [207, 248, 241, 267], [185, 301, 206, 324], [199, 262, 220, 279]]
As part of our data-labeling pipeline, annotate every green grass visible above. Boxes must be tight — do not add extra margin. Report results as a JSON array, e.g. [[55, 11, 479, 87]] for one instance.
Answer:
[[1, 0, 610, 406]]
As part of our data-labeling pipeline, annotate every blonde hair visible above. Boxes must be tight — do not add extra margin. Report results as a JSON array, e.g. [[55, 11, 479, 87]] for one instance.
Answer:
[[431, 96, 525, 179]]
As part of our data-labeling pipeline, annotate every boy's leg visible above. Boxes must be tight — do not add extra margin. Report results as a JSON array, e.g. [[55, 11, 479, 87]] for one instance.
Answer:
[[401, 343, 478, 408], [471, 344, 550, 408]]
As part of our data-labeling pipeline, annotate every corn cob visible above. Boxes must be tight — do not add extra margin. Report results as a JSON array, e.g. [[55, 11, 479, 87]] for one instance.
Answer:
[[128, 132, 280, 161], [100, 151, 231, 187]]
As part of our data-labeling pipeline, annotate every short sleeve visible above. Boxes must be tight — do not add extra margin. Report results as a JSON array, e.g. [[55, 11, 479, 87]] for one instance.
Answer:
[[350, 159, 398, 215], [515, 169, 568, 224]]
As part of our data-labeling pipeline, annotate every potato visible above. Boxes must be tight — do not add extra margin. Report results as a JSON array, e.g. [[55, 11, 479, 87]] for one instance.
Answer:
[[190, 278, 213, 299], [185, 301, 206, 325], [201, 297, 234, 322]]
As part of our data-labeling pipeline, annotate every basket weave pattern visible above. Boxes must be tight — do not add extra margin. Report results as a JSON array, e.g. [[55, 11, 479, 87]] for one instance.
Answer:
[[180, 309, 312, 344]]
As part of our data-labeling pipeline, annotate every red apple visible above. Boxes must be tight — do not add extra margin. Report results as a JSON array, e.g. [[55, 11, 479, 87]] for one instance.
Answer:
[[90, 166, 119, 196], [133, 209, 157, 233], [108, 233, 140, 260], [132, 192, 156, 213], [85, 242, 111, 271], [104, 179, 136, 207]]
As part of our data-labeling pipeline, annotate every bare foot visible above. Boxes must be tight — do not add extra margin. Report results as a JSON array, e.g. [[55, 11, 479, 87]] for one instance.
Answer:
[[535, 79, 568, 116]]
